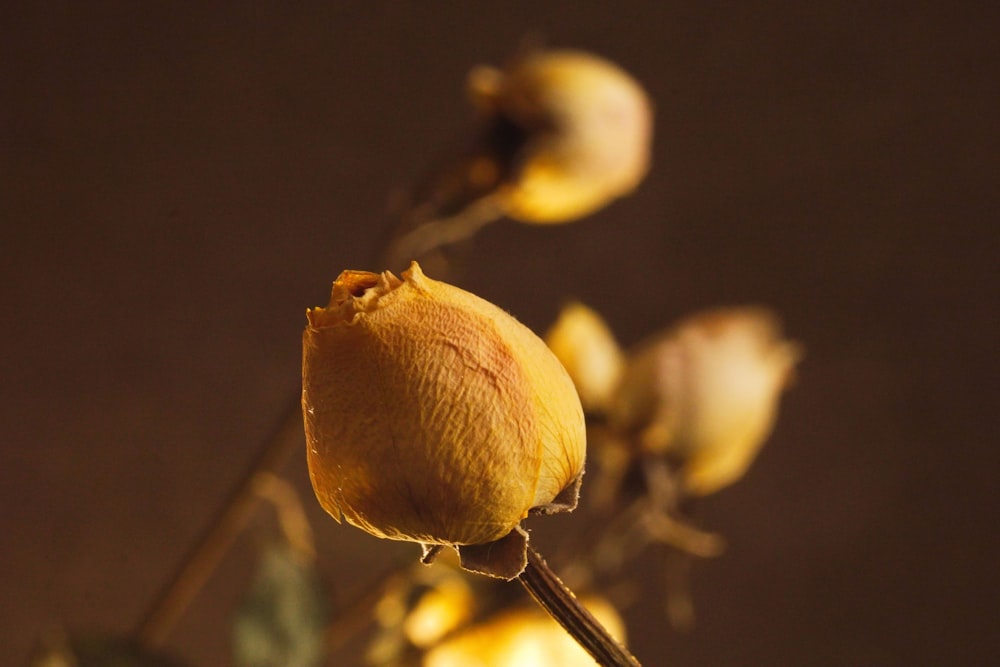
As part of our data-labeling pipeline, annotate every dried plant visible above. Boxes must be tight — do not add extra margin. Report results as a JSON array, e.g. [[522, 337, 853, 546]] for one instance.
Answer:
[[30, 46, 799, 667]]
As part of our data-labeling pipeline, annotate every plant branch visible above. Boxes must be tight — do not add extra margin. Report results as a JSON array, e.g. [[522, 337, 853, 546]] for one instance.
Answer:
[[135, 394, 303, 648], [518, 545, 642, 667], [252, 472, 316, 561]]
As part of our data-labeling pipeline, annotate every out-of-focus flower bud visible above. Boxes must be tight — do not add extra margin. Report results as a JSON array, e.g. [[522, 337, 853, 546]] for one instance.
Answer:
[[403, 575, 475, 650], [368, 554, 476, 665], [610, 308, 801, 496], [468, 49, 653, 224], [422, 597, 625, 667], [303, 262, 586, 573], [384, 49, 653, 272], [544, 302, 625, 413]]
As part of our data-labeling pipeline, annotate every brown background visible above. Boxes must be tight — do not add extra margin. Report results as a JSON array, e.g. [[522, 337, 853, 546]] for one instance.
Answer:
[[2, 3, 997, 665]]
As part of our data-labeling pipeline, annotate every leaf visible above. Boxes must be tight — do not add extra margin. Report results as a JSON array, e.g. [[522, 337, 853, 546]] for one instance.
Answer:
[[232, 544, 330, 667]]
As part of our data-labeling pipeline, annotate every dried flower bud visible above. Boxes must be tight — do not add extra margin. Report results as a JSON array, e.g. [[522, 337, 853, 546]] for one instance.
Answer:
[[403, 575, 475, 650], [383, 50, 653, 272], [303, 262, 586, 568], [544, 302, 625, 413], [422, 596, 625, 667], [610, 308, 801, 496], [467, 49, 653, 224]]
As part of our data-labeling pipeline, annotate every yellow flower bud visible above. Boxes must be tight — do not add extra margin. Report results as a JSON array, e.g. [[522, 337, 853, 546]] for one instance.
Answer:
[[382, 50, 653, 272], [422, 596, 625, 667], [544, 302, 625, 413], [610, 308, 801, 496], [369, 553, 476, 661], [468, 49, 653, 224], [403, 574, 475, 649], [303, 262, 586, 554]]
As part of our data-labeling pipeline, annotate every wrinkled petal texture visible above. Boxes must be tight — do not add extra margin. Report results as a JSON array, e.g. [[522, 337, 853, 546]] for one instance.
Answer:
[[303, 263, 585, 546]]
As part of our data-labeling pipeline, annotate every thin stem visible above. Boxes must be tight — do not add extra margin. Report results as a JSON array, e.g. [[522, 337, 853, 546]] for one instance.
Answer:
[[252, 472, 316, 561], [518, 545, 642, 667], [135, 394, 303, 648], [382, 197, 502, 272]]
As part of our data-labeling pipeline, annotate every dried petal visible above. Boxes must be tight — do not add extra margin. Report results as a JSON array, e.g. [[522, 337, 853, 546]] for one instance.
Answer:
[[303, 262, 586, 547]]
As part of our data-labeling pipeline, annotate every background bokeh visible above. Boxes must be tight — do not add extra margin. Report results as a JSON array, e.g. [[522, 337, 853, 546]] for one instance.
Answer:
[[2, 3, 997, 665]]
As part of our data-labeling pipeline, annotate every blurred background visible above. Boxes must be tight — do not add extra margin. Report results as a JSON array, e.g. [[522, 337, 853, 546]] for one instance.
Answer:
[[2, 2, 997, 665]]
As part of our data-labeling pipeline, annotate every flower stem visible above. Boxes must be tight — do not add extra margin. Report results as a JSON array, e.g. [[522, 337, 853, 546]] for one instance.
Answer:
[[518, 545, 642, 667]]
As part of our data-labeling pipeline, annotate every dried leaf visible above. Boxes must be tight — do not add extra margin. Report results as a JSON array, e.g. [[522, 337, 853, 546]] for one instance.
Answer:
[[458, 526, 529, 580]]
